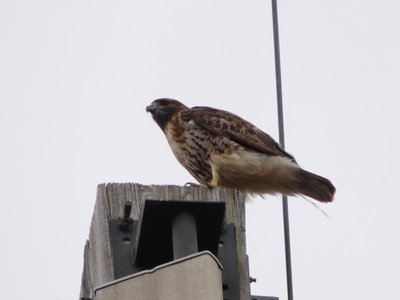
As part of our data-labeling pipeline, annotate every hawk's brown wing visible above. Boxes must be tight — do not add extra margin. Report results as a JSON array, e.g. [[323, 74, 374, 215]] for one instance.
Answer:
[[180, 106, 295, 161]]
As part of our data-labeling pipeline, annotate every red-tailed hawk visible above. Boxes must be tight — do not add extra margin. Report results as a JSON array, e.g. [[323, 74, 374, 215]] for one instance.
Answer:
[[146, 98, 335, 203]]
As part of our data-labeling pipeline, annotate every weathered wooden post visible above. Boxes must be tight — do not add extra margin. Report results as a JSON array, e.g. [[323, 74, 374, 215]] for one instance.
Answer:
[[80, 183, 251, 300]]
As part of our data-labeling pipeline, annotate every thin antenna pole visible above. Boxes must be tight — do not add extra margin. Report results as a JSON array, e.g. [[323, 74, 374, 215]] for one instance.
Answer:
[[271, 1, 294, 300]]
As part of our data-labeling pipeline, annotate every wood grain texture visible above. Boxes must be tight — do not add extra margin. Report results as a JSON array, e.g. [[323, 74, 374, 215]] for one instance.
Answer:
[[80, 183, 250, 299]]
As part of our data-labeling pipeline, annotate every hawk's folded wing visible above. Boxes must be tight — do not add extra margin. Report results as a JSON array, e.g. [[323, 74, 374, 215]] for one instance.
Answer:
[[180, 106, 295, 161]]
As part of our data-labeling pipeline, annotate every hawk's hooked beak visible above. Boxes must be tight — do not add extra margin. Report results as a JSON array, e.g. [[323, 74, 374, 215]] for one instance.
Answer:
[[146, 104, 156, 114]]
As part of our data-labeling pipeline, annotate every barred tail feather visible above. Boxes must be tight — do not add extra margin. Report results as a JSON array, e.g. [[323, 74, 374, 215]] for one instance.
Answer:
[[290, 169, 336, 203]]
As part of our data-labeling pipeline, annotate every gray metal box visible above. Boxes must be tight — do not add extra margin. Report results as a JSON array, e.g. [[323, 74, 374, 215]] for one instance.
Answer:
[[94, 251, 223, 300]]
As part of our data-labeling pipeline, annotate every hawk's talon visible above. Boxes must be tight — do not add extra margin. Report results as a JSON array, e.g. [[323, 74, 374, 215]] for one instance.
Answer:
[[184, 182, 207, 188]]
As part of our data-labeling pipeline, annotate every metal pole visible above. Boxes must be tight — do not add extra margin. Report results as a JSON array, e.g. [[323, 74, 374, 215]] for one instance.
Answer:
[[172, 211, 198, 259], [271, 1, 294, 300]]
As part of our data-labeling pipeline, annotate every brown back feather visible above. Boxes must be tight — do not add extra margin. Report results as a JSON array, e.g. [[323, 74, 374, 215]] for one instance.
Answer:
[[180, 106, 295, 161]]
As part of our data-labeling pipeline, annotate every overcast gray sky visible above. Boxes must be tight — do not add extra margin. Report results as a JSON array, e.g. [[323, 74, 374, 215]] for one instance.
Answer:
[[1, 1, 399, 299]]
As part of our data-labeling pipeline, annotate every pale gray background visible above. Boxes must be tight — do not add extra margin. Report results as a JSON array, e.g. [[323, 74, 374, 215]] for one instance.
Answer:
[[1, 1, 399, 299]]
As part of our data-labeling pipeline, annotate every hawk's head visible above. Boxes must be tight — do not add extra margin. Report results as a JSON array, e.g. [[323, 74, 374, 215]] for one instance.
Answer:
[[146, 98, 188, 130]]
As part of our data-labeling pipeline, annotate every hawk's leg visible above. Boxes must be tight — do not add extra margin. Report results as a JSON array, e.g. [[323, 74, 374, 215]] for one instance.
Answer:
[[207, 167, 220, 188]]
